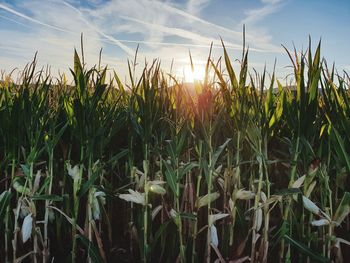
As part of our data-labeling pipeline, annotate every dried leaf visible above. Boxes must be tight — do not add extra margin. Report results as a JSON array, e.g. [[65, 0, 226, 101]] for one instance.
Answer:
[[92, 190, 106, 220], [119, 189, 145, 205], [67, 164, 80, 181], [229, 198, 234, 212], [292, 175, 305, 188], [311, 219, 330, 226], [197, 192, 220, 208], [256, 207, 263, 232], [149, 184, 166, 195], [210, 225, 219, 247], [22, 213, 33, 243], [33, 170, 42, 192], [260, 192, 267, 203], [302, 196, 320, 215], [336, 237, 350, 246], [235, 189, 255, 200], [209, 213, 229, 226]]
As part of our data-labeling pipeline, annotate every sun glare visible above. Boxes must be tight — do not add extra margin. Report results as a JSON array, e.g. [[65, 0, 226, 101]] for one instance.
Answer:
[[181, 64, 206, 83]]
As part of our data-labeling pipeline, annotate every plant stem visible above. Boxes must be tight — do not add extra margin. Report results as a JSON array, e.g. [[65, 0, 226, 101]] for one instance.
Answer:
[[176, 157, 185, 262], [280, 136, 300, 262], [5, 158, 15, 263], [143, 144, 149, 263], [87, 154, 93, 263], [230, 131, 241, 247], [206, 131, 213, 263], [43, 149, 53, 263], [72, 148, 83, 263], [29, 162, 38, 263], [251, 140, 263, 262], [192, 142, 202, 263], [262, 138, 270, 263]]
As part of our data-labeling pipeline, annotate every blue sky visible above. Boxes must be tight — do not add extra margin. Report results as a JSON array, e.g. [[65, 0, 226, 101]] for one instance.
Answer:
[[0, 0, 349, 82]]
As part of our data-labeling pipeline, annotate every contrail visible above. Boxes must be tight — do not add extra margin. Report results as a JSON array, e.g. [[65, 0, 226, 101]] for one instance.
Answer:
[[157, 1, 243, 37], [0, 5, 223, 53], [103, 38, 241, 50], [0, 1, 135, 56], [119, 16, 264, 52], [0, 14, 32, 29], [0, 1, 273, 54], [157, 1, 282, 52], [0, 3, 74, 34], [62, 1, 135, 57]]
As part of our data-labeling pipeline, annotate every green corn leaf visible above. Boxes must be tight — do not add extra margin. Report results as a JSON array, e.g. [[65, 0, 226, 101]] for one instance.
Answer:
[[312, 40, 321, 71], [37, 176, 51, 195], [77, 234, 104, 263], [107, 149, 129, 166], [165, 141, 176, 163], [221, 39, 239, 89], [151, 221, 170, 251], [239, 50, 249, 89], [271, 221, 290, 249], [210, 60, 227, 89], [284, 234, 330, 263], [78, 170, 101, 198], [176, 129, 187, 156], [275, 188, 301, 196], [211, 138, 231, 170], [113, 70, 125, 93], [308, 68, 321, 104], [0, 191, 12, 220], [332, 127, 350, 172], [179, 212, 197, 221], [333, 192, 350, 225], [73, 49, 82, 76], [31, 194, 63, 202], [49, 122, 68, 149], [21, 164, 30, 178], [265, 70, 275, 117], [163, 160, 177, 197], [269, 91, 284, 128], [178, 162, 198, 181], [73, 49, 86, 103]]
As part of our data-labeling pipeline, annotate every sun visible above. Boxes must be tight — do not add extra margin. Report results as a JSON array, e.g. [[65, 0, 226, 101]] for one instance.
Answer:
[[181, 64, 206, 83]]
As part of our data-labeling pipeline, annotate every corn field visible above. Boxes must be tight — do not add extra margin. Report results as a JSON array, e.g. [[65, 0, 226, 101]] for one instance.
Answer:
[[0, 39, 350, 263]]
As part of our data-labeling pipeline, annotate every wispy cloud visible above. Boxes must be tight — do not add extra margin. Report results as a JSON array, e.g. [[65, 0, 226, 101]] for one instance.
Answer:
[[62, 1, 135, 56], [157, 1, 242, 38], [241, 0, 283, 25], [186, 0, 211, 16], [119, 15, 246, 51], [0, 3, 73, 33], [0, 0, 285, 79], [0, 13, 32, 28], [84, 0, 281, 52]]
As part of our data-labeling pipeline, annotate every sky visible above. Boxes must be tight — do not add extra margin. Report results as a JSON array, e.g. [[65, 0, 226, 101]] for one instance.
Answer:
[[0, 0, 349, 83]]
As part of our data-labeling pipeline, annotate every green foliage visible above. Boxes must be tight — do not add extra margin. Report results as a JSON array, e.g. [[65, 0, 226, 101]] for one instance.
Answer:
[[0, 37, 349, 263]]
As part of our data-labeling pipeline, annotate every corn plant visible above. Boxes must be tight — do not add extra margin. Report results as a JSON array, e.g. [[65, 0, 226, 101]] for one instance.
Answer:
[[0, 35, 349, 263]]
